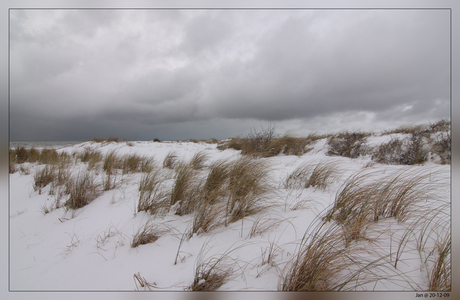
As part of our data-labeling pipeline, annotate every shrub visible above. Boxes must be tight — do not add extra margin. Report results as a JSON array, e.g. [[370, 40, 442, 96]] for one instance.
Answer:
[[327, 131, 369, 158], [428, 119, 450, 133], [9, 149, 17, 173], [372, 137, 405, 164], [373, 131, 430, 165], [431, 132, 451, 164], [400, 131, 429, 165], [381, 124, 426, 135]]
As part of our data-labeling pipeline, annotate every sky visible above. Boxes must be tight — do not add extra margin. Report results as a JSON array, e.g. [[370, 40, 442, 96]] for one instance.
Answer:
[[9, 9, 450, 141]]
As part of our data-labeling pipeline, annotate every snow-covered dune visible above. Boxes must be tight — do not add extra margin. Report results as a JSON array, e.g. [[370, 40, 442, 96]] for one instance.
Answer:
[[9, 134, 450, 291]]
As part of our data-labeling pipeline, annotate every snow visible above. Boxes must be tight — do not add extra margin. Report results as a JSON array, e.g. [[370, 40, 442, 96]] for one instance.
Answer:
[[9, 138, 450, 292]]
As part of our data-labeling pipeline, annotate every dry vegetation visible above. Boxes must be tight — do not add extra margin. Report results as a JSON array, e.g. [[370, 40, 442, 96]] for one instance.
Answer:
[[9, 119, 451, 291], [217, 124, 323, 157]]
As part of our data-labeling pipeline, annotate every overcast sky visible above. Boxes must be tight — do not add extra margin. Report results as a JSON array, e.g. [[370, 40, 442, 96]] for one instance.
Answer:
[[9, 9, 450, 141]]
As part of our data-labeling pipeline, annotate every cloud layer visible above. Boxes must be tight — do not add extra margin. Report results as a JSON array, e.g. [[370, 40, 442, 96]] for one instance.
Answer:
[[10, 9, 450, 140]]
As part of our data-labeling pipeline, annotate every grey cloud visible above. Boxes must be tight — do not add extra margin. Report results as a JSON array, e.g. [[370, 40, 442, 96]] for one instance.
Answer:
[[180, 11, 234, 56], [9, 9, 450, 141]]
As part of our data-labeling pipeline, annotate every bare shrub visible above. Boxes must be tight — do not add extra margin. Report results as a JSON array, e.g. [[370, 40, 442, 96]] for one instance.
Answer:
[[240, 124, 277, 157], [431, 132, 451, 164], [428, 119, 450, 133], [401, 131, 429, 165], [372, 138, 405, 164], [382, 124, 426, 135], [373, 131, 430, 165], [327, 131, 369, 158], [9, 149, 17, 174]]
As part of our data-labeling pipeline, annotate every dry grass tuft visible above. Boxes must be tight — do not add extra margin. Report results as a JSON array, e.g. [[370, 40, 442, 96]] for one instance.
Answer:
[[186, 157, 272, 237], [170, 163, 201, 214], [163, 151, 178, 169], [33, 165, 56, 195], [429, 232, 451, 291], [103, 150, 122, 174], [38, 148, 61, 165], [78, 148, 102, 163], [64, 171, 101, 210], [219, 125, 322, 157], [190, 151, 209, 170], [122, 153, 144, 174], [247, 214, 284, 239], [226, 157, 271, 223], [138, 169, 170, 215], [131, 220, 170, 248], [324, 168, 441, 245], [186, 242, 240, 291], [283, 160, 340, 191], [281, 219, 366, 291]]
